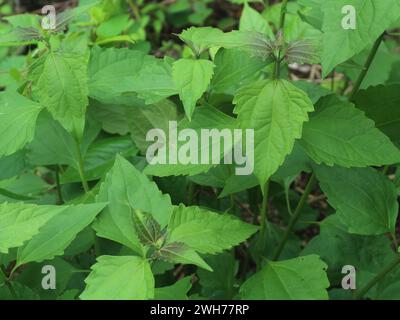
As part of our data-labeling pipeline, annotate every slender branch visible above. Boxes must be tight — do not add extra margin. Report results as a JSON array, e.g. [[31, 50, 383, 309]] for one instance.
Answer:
[[279, 0, 289, 31], [259, 181, 270, 237], [55, 166, 64, 204], [0, 266, 6, 283], [5, 281, 18, 299], [272, 0, 289, 79], [331, 69, 335, 91], [230, 194, 236, 215], [382, 165, 390, 175], [127, 0, 141, 20], [272, 172, 317, 260], [75, 141, 89, 194], [1, 267, 17, 299], [354, 254, 400, 300], [256, 181, 270, 270], [348, 33, 385, 102], [187, 182, 196, 205], [92, 229, 101, 257], [273, 51, 281, 79]]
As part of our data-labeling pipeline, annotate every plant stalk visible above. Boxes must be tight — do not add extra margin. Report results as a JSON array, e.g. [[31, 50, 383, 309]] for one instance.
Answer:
[[272, 172, 317, 260], [74, 141, 100, 256], [127, 0, 140, 20], [1, 267, 17, 299], [75, 141, 89, 194], [354, 254, 400, 300], [259, 181, 270, 239], [187, 182, 196, 205], [349, 33, 385, 102], [272, 0, 289, 79], [5, 281, 17, 299], [55, 166, 64, 204], [279, 0, 289, 31], [256, 181, 270, 270]]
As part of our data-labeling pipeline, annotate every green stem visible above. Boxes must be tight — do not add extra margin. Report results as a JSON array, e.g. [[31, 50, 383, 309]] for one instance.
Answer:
[[279, 0, 289, 31], [75, 141, 89, 194], [5, 281, 18, 299], [382, 165, 390, 175], [230, 194, 236, 215], [75, 141, 98, 255], [354, 254, 400, 300], [127, 0, 140, 20], [187, 181, 196, 205], [256, 181, 270, 270], [55, 166, 64, 204], [0, 266, 6, 283], [259, 181, 270, 239], [349, 33, 385, 102], [273, 172, 317, 260], [92, 229, 101, 257], [1, 267, 17, 299], [272, 0, 289, 80], [273, 53, 281, 79]]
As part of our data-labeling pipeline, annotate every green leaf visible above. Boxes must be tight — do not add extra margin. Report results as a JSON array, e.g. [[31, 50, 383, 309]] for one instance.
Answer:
[[27, 111, 79, 168], [3, 14, 40, 28], [173, 58, 215, 120], [93, 155, 172, 254], [210, 48, 265, 95], [303, 215, 396, 288], [320, 0, 400, 77], [61, 135, 138, 183], [157, 242, 212, 271], [233, 79, 314, 186], [0, 203, 65, 254], [80, 255, 154, 300], [154, 276, 192, 300], [354, 84, 400, 146], [127, 99, 178, 154], [88, 98, 138, 135], [0, 151, 27, 180], [27, 111, 100, 169], [168, 205, 258, 254], [197, 252, 239, 299], [96, 14, 130, 38], [293, 80, 331, 104], [16, 203, 107, 267], [338, 44, 394, 90], [219, 173, 258, 198], [299, 95, 400, 167], [0, 173, 50, 203], [130, 56, 177, 104], [36, 49, 89, 139], [315, 165, 399, 235], [0, 27, 39, 47], [144, 105, 237, 177], [0, 282, 39, 300], [17, 258, 77, 299], [0, 91, 42, 157], [240, 255, 330, 299], [0, 55, 26, 89], [178, 27, 224, 55], [239, 3, 273, 38], [88, 47, 146, 103]]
